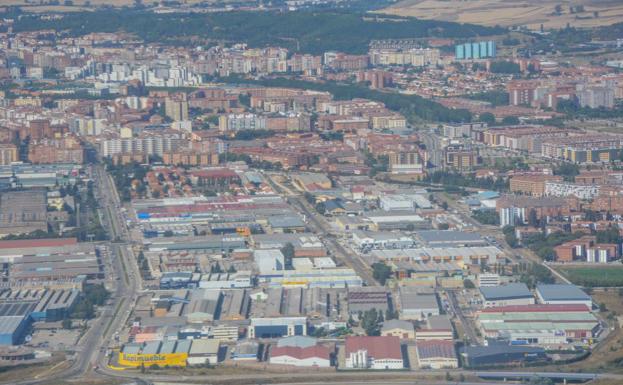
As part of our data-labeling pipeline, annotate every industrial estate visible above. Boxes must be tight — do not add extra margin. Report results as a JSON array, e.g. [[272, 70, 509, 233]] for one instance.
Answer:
[[0, 1, 622, 385]]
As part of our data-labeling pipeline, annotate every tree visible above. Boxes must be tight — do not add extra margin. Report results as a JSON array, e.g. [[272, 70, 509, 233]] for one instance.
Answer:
[[528, 208, 538, 227], [361, 309, 381, 336], [281, 242, 295, 269], [501, 116, 520, 125], [596, 226, 623, 244], [61, 318, 72, 329], [372, 262, 392, 285], [490, 61, 521, 74], [479, 112, 496, 126], [503, 226, 519, 248], [554, 163, 579, 182], [315, 202, 326, 215]]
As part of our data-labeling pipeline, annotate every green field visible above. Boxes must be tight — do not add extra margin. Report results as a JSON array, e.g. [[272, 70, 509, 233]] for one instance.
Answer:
[[557, 265, 623, 287]]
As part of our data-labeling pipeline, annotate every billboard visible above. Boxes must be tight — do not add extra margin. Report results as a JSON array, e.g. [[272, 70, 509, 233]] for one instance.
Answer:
[[118, 353, 188, 367]]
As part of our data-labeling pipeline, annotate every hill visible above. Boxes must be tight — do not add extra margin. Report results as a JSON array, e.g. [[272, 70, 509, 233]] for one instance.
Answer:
[[379, 0, 623, 29], [10, 10, 505, 55]]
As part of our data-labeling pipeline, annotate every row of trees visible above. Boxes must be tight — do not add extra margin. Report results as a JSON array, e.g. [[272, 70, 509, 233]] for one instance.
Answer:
[[425, 171, 509, 192], [223, 76, 473, 123]]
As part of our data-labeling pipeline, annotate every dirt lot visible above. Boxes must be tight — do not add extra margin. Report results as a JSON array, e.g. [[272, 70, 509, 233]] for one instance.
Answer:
[[379, 0, 623, 29], [563, 289, 623, 372], [0, 352, 68, 384]]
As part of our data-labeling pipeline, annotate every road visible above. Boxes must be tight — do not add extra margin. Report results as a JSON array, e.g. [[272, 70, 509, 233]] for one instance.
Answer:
[[447, 290, 479, 345], [288, 195, 377, 286], [264, 172, 377, 286], [419, 130, 443, 170]]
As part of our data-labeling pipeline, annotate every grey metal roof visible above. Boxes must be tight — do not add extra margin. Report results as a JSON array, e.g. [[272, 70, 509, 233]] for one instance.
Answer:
[[480, 283, 533, 301], [461, 344, 544, 358], [276, 335, 317, 348], [122, 343, 142, 354], [417, 230, 484, 245], [268, 216, 305, 228], [189, 339, 220, 355], [381, 319, 414, 332], [536, 284, 591, 301], [401, 292, 439, 311], [0, 302, 36, 317], [175, 339, 192, 354], [159, 340, 176, 354], [0, 316, 27, 335], [143, 341, 161, 354]]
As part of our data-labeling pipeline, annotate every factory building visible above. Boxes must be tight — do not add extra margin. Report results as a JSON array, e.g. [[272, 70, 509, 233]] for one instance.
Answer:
[[536, 284, 593, 308], [0, 302, 35, 345], [477, 304, 599, 345], [479, 283, 535, 308], [248, 317, 307, 339]]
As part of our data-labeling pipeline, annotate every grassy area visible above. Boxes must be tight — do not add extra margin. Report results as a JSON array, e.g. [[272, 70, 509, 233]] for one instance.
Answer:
[[557, 265, 623, 287]]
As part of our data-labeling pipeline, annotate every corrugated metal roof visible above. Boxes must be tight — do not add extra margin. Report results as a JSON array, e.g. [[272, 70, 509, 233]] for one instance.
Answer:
[[189, 339, 220, 355], [0, 316, 27, 335], [536, 284, 591, 301]]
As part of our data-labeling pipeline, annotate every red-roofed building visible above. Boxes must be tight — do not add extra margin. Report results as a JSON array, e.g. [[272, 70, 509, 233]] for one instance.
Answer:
[[344, 336, 403, 369], [269, 345, 331, 367], [0, 238, 77, 249]]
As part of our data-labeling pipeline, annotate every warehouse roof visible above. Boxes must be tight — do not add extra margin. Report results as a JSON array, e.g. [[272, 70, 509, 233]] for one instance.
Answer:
[[277, 335, 318, 348], [424, 315, 453, 331], [482, 321, 598, 332], [381, 319, 415, 333], [461, 344, 544, 358], [0, 302, 36, 317], [175, 339, 192, 354], [480, 304, 590, 313], [345, 336, 402, 360], [417, 230, 484, 245], [400, 288, 439, 311], [189, 339, 220, 355], [268, 216, 305, 229], [0, 316, 27, 336], [143, 341, 161, 354], [271, 345, 330, 360], [536, 284, 591, 302], [478, 311, 597, 323], [416, 340, 456, 359], [122, 343, 142, 354], [480, 283, 533, 301]]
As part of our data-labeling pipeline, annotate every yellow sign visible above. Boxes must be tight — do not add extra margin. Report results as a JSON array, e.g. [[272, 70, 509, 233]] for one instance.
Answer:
[[118, 353, 188, 367]]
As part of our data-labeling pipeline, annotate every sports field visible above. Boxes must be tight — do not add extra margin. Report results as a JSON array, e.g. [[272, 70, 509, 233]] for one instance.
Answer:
[[557, 265, 623, 287]]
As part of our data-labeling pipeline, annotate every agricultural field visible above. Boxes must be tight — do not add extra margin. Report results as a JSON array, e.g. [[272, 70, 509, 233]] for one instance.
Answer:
[[556, 265, 623, 287], [379, 0, 623, 29]]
